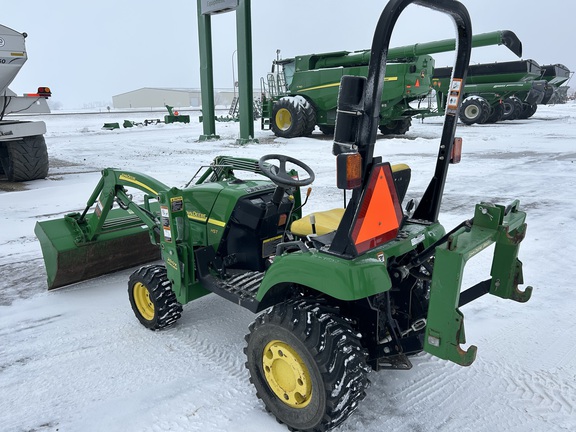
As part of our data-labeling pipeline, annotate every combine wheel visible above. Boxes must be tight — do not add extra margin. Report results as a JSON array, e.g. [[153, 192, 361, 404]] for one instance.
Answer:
[[379, 117, 411, 135], [0, 135, 49, 181], [295, 96, 317, 136], [502, 96, 523, 121], [128, 265, 183, 330], [459, 96, 489, 125], [271, 97, 307, 138], [245, 299, 370, 432]]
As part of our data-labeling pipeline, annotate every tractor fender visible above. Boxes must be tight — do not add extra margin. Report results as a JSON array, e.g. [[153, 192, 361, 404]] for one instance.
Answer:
[[256, 249, 393, 307]]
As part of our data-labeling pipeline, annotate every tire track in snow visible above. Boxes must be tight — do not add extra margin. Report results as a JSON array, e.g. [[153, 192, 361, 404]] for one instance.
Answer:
[[352, 354, 576, 432]]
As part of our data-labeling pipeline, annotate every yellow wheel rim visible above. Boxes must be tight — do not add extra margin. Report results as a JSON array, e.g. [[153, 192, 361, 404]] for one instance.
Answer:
[[275, 108, 292, 131], [263, 340, 312, 408], [133, 282, 155, 321]]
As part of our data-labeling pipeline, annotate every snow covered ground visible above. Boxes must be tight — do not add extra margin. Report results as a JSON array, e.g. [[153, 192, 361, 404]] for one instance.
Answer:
[[1, 103, 575, 432]]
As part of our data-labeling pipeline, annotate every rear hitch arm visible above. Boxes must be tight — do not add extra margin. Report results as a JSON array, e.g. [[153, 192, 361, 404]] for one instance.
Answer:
[[424, 201, 533, 366]]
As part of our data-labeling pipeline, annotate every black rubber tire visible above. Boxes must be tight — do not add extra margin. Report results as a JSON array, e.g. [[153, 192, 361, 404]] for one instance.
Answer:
[[245, 299, 370, 432], [318, 125, 335, 135], [484, 102, 505, 124], [518, 103, 538, 119], [271, 97, 307, 138], [459, 96, 489, 125], [502, 96, 523, 121], [379, 117, 411, 135], [298, 97, 317, 136], [0, 135, 49, 181], [128, 265, 183, 330]]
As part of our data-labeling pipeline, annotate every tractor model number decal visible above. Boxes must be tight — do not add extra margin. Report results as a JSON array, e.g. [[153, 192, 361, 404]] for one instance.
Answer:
[[166, 257, 178, 271], [446, 79, 463, 114]]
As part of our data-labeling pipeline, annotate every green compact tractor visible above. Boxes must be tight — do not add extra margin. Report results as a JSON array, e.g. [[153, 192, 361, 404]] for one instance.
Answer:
[[35, 1, 532, 430], [261, 29, 521, 138]]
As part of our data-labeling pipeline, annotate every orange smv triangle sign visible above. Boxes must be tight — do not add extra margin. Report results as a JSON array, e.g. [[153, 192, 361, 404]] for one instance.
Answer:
[[351, 164, 402, 253]]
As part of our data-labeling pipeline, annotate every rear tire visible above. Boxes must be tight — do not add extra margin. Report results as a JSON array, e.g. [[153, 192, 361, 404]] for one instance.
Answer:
[[271, 97, 307, 138], [0, 135, 49, 181], [459, 96, 489, 125], [128, 265, 183, 330], [245, 299, 370, 432]]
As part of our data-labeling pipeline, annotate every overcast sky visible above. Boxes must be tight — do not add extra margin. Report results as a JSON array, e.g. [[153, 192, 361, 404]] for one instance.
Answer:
[[3, 0, 574, 109]]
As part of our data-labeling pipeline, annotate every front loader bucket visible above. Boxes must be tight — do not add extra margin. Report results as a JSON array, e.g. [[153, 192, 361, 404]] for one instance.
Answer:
[[35, 208, 161, 290]]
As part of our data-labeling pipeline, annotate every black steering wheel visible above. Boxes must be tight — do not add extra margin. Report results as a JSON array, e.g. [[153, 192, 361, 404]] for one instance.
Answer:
[[258, 154, 315, 187]]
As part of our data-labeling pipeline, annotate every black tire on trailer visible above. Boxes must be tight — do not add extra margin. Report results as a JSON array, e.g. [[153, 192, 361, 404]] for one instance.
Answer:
[[502, 96, 523, 121], [128, 265, 183, 330], [484, 102, 505, 123], [318, 125, 335, 135], [379, 117, 411, 135], [459, 96, 489, 125], [245, 299, 370, 432], [0, 135, 49, 181], [297, 96, 317, 136], [271, 97, 307, 138], [518, 103, 538, 119]]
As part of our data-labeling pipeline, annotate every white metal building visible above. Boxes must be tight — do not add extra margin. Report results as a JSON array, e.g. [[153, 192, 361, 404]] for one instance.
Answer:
[[112, 87, 257, 109]]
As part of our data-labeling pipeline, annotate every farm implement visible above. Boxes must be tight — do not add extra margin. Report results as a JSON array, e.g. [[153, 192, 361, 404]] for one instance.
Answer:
[[35, 0, 532, 430]]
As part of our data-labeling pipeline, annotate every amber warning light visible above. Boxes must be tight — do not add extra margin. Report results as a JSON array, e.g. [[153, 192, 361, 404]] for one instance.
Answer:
[[24, 87, 52, 98], [336, 153, 362, 190]]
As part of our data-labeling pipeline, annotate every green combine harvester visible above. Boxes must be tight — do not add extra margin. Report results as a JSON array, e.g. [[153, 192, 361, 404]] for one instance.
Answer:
[[260, 29, 521, 137], [35, 0, 533, 430]]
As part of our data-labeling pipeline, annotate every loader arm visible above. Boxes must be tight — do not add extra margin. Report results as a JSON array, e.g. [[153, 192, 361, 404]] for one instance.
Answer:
[[35, 169, 169, 290]]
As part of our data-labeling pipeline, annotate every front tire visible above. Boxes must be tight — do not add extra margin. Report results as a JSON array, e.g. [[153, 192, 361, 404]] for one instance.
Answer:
[[271, 97, 307, 138], [245, 299, 369, 432], [128, 265, 183, 330], [459, 96, 489, 125]]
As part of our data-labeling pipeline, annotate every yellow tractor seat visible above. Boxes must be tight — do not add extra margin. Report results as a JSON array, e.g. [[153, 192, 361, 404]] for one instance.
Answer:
[[291, 208, 346, 237], [290, 163, 411, 238]]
